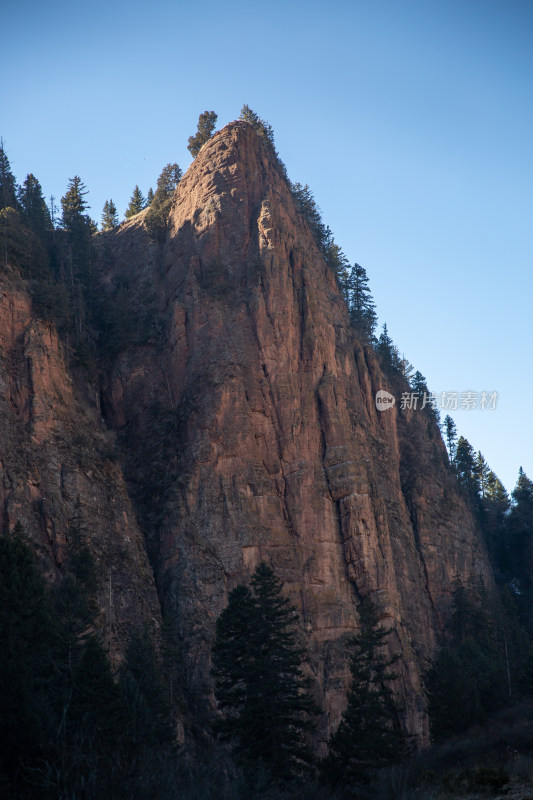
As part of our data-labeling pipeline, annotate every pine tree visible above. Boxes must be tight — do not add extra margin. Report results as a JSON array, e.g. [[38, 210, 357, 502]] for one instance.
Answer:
[[323, 236, 350, 299], [474, 451, 490, 498], [0, 523, 55, 790], [61, 176, 90, 230], [125, 185, 146, 218], [290, 182, 328, 251], [18, 173, 52, 235], [240, 105, 288, 179], [146, 187, 154, 206], [455, 436, 479, 497], [145, 163, 182, 244], [152, 163, 182, 206], [347, 262, 377, 342], [443, 415, 457, 463], [187, 110, 218, 157], [0, 140, 18, 210], [375, 324, 401, 375], [321, 599, 403, 790], [212, 562, 317, 781], [101, 198, 118, 231]]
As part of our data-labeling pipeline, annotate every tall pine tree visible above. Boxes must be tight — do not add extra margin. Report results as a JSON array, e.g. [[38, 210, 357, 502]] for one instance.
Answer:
[[321, 599, 404, 790], [125, 185, 146, 219], [212, 562, 317, 782]]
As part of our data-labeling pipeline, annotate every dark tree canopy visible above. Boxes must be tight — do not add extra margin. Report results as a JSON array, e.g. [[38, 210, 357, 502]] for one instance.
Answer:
[[212, 562, 317, 782], [321, 599, 404, 790], [187, 110, 218, 157]]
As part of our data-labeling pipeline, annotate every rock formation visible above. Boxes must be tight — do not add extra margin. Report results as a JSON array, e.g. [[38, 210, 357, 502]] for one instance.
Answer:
[[0, 120, 492, 745], [100, 122, 492, 742]]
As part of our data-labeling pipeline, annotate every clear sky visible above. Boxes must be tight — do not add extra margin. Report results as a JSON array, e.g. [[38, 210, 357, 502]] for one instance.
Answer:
[[3, 0, 532, 493]]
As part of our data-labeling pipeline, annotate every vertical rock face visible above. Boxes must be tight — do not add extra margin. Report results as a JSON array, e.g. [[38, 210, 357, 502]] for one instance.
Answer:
[[103, 122, 492, 742], [0, 285, 161, 656]]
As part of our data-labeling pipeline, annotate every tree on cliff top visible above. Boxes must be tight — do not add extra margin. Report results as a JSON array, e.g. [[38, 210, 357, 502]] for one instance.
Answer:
[[211, 562, 317, 782], [125, 185, 145, 219], [187, 110, 217, 157]]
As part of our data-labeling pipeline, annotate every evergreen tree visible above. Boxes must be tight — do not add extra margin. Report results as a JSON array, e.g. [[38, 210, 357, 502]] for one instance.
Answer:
[[323, 236, 350, 299], [125, 185, 146, 218], [152, 163, 182, 206], [411, 370, 439, 423], [455, 436, 479, 497], [18, 173, 51, 235], [187, 110, 218, 157], [443, 415, 457, 463], [321, 599, 404, 791], [426, 576, 519, 741], [375, 324, 401, 375], [212, 562, 317, 782], [290, 182, 328, 251], [1, 142, 20, 269], [101, 198, 118, 231], [0, 523, 55, 791], [0, 139, 18, 210], [347, 262, 377, 342], [240, 105, 288, 179], [146, 187, 154, 206], [474, 451, 491, 498], [145, 163, 182, 244], [61, 175, 90, 230]]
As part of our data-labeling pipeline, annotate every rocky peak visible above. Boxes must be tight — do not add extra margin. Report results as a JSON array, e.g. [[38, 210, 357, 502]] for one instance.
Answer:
[[101, 119, 492, 743]]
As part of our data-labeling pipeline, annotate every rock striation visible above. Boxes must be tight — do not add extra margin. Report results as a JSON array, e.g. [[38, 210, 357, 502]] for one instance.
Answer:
[[98, 121, 492, 742]]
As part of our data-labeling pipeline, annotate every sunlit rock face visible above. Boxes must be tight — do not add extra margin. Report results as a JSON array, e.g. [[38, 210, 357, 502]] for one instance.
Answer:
[[102, 121, 491, 743]]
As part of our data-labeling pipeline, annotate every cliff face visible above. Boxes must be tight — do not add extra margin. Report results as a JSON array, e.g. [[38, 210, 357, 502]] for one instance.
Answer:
[[98, 122, 492, 742], [0, 282, 161, 655]]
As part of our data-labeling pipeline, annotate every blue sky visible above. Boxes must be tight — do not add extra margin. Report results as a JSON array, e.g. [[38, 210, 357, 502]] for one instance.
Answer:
[[3, 0, 532, 492]]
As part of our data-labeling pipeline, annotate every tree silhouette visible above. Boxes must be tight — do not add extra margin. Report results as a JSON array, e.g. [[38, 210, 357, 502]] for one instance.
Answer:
[[212, 562, 317, 781]]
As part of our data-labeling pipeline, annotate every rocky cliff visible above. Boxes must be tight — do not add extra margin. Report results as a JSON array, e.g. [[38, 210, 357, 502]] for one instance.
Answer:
[[0, 120, 492, 746], [98, 121, 492, 742], [0, 278, 161, 655]]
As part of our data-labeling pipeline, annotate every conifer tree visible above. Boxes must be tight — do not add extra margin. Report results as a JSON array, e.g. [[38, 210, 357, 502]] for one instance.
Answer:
[[101, 198, 118, 231], [0, 140, 18, 210], [0, 523, 54, 790], [187, 110, 218, 157], [290, 182, 328, 251], [125, 185, 146, 218], [145, 163, 182, 244], [455, 436, 479, 497], [240, 105, 288, 178], [443, 415, 457, 463], [323, 236, 350, 299], [474, 451, 490, 498], [61, 176, 90, 231], [375, 324, 401, 375], [321, 599, 403, 790], [18, 173, 51, 235], [347, 262, 377, 342], [146, 187, 154, 206], [212, 562, 317, 781]]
